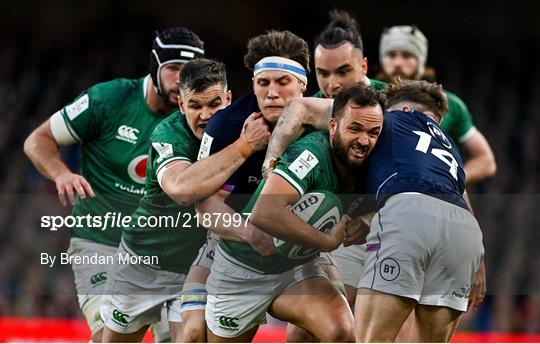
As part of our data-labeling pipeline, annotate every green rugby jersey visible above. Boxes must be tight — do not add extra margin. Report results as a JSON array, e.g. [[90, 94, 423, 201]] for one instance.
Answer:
[[122, 113, 207, 274], [439, 91, 477, 144], [59, 76, 173, 246], [219, 131, 346, 274]]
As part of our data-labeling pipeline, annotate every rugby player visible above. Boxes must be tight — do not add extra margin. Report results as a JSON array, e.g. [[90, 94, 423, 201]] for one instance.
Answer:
[[173, 30, 310, 342], [311, 10, 386, 100], [206, 83, 384, 343], [100, 58, 252, 342], [354, 79, 484, 342], [264, 15, 488, 322], [259, 19, 383, 341], [377, 25, 496, 184], [23, 27, 204, 342]]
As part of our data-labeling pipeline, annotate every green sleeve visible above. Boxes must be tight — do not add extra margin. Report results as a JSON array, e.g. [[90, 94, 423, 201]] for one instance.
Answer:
[[272, 133, 330, 196], [59, 89, 102, 142], [150, 115, 198, 179], [440, 91, 477, 144]]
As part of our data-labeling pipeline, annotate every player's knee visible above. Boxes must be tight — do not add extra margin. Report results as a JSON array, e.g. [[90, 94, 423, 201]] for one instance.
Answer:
[[181, 313, 207, 342], [90, 328, 103, 343], [286, 324, 315, 343], [319, 319, 355, 342], [182, 323, 206, 343], [418, 328, 451, 342]]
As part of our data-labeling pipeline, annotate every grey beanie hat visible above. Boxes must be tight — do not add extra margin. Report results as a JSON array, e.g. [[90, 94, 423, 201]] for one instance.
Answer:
[[379, 25, 428, 79]]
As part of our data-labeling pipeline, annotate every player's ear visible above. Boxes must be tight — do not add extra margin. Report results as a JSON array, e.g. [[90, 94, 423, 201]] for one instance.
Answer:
[[328, 117, 337, 143], [363, 57, 368, 75], [226, 90, 232, 106], [178, 91, 185, 113]]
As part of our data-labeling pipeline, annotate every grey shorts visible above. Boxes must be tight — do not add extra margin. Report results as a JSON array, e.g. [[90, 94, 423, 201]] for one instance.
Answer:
[[358, 193, 484, 312], [100, 243, 186, 334], [333, 243, 366, 289], [205, 246, 326, 338], [68, 237, 116, 335]]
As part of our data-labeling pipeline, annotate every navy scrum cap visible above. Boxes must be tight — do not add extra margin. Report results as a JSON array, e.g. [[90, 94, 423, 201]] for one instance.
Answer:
[[149, 27, 205, 94]]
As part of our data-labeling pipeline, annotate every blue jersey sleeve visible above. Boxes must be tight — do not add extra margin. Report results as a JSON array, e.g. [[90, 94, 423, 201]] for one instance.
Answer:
[[197, 92, 260, 192]]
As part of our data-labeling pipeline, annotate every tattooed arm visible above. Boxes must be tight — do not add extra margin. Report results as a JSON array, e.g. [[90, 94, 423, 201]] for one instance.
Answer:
[[262, 97, 333, 178]]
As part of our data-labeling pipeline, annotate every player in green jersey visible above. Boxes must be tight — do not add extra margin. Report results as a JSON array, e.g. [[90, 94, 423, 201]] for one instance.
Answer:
[[23, 27, 204, 342], [259, 10, 382, 341], [378, 25, 496, 184], [171, 30, 319, 342], [264, 14, 489, 326], [101, 59, 274, 342], [206, 84, 384, 342], [99, 59, 234, 342], [311, 10, 387, 100]]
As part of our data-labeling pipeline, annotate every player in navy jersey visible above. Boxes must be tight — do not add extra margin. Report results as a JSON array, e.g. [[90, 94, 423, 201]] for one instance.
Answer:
[[264, 81, 483, 341], [354, 80, 484, 342], [175, 31, 313, 341]]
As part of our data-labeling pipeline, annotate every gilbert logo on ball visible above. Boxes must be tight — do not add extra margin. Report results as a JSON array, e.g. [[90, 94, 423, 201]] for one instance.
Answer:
[[274, 190, 342, 260]]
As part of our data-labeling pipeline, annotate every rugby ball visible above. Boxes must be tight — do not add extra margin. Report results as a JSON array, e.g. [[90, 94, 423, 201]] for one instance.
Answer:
[[274, 190, 342, 260]]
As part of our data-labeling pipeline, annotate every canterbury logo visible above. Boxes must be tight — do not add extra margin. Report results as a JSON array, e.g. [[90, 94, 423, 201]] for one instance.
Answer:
[[112, 309, 129, 326], [116, 125, 139, 144], [90, 272, 107, 285], [218, 316, 239, 330]]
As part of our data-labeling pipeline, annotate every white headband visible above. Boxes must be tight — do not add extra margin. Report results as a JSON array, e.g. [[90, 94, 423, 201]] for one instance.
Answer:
[[253, 56, 307, 86]]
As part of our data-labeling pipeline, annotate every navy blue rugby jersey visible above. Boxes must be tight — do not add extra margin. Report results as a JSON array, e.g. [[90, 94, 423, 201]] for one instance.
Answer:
[[198, 92, 266, 198], [366, 110, 468, 210]]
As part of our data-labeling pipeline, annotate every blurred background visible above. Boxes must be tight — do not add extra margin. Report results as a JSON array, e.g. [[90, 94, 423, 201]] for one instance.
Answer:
[[1, 0, 539, 339]]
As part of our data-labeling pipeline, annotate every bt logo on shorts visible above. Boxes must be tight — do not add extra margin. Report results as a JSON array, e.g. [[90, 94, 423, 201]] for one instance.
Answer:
[[116, 125, 140, 144], [112, 309, 130, 326], [218, 315, 239, 331], [379, 258, 400, 281], [90, 272, 107, 286]]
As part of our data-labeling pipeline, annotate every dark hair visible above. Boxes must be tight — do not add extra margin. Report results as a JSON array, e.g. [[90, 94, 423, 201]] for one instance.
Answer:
[[332, 83, 384, 119], [383, 79, 448, 121], [180, 59, 227, 94], [314, 9, 363, 52], [243, 30, 310, 72]]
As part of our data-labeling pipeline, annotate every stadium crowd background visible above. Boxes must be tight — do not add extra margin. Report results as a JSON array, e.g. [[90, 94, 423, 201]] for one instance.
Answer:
[[1, 0, 539, 335]]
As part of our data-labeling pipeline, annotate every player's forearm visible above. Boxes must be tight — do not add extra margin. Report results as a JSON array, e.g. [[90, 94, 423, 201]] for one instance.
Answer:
[[166, 138, 251, 206], [464, 155, 497, 184], [23, 131, 71, 181], [251, 199, 327, 250], [265, 99, 332, 164], [195, 195, 251, 243]]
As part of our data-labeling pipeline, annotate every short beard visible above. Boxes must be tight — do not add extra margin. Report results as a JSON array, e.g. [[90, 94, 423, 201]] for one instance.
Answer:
[[159, 86, 178, 109], [333, 131, 365, 174], [388, 67, 415, 82]]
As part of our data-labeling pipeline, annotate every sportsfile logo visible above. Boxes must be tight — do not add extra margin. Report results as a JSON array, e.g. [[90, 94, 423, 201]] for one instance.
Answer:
[[116, 125, 139, 144], [218, 315, 239, 331], [112, 309, 130, 326], [90, 272, 107, 286]]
